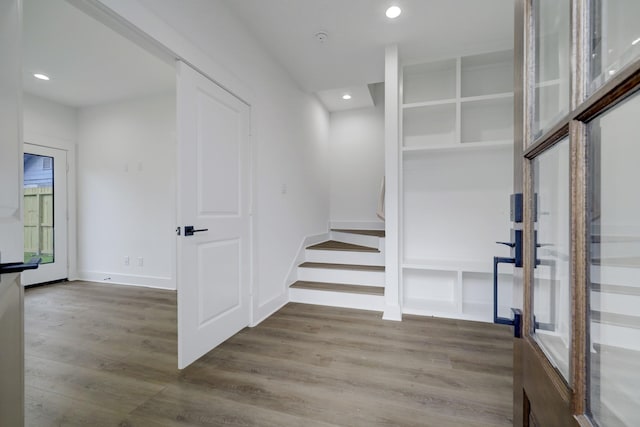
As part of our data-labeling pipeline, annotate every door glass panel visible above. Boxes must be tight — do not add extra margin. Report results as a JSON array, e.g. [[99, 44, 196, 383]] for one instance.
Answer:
[[23, 153, 54, 264], [533, 0, 571, 139], [590, 0, 640, 93], [589, 92, 640, 427], [532, 138, 571, 381]]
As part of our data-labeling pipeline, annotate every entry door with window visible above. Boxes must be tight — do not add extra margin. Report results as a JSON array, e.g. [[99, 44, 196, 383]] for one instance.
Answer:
[[514, 0, 640, 426], [22, 144, 68, 285]]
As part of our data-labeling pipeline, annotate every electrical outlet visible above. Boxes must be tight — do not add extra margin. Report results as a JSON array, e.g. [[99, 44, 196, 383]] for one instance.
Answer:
[[124, 256, 130, 266], [137, 257, 144, 267]]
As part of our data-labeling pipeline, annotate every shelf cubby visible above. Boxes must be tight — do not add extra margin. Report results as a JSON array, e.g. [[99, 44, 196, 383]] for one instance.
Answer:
[[461, 97, 514, 144], [461, 50, 514, 98], [403, 103, 456, 148], [403, 59, 457, 104]]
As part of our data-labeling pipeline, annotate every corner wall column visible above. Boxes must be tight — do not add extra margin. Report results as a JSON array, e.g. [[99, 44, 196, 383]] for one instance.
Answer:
[[383, 45, 402, 321]]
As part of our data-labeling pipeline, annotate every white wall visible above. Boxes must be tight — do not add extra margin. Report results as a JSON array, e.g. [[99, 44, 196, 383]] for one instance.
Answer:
[[23, 93, 77, 145], [23, 93, 78, 279], [76, 93, 176, 289], [329, 83, 385, 228], [96, 0, 331, 323]]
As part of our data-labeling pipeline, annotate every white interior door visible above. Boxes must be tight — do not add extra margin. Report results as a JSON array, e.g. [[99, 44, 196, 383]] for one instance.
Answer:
[[0, 0, 25, 425], [176, 61, 251, 369], [22, 144, 68, 285]]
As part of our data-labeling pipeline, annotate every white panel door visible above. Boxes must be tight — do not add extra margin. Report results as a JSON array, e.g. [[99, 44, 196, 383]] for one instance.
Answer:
[[0, 0, 25, 425], [176, 61, 251, 369], [22, 144, 68, 285]]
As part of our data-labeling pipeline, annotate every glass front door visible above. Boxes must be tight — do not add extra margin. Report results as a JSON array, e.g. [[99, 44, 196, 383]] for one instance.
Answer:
[[22, 144, 68, 285], [514, 0, 640, 426]]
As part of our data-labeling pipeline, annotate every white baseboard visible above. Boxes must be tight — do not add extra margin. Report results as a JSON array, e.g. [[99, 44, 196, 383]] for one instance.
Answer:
[[252, 292, 288, 327], [383, 304, 403, 321], [330, 221, 385, 230], [76, 270, 176, 290]]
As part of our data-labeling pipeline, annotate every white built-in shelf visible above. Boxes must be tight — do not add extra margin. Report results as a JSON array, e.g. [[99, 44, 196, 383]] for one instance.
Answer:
[[460, 92, 513, 103], [535, 79, 562, 89], [399, 49, 516, 323], [401, 49, 515, 152], [402, 140, 512, 154], [403, 258, 493, 273], [402, 99, 457, 109]]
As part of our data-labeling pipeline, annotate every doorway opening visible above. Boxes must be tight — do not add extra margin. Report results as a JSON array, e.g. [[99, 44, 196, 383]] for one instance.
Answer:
[[22, 144, 68, 286]]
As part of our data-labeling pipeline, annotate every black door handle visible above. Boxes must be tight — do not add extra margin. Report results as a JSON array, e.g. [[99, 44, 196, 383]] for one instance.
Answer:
[[184, 226, 208, 236]]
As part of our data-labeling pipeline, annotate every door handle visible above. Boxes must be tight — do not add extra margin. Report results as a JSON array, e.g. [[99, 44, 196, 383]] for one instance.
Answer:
[[184, 226, 208, 236]]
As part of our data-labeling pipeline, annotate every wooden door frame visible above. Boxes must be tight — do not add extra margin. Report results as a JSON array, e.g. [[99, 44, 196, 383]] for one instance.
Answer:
[[514, 0, 640, 425]]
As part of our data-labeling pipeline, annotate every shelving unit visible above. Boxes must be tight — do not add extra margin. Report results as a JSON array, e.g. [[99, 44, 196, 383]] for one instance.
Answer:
[[400, 49, 515, 322]]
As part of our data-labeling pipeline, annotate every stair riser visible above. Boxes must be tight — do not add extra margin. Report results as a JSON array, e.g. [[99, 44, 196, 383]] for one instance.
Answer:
[[330, 231, 383, 249], [592, 292, 640, 317], [591, 322, 640, 352], [592, 241, 640, 258], [592, 265, 640, 286], [289, 288, 385, 311], [297, 268, 385, 287], [304, 249, 384, 266]]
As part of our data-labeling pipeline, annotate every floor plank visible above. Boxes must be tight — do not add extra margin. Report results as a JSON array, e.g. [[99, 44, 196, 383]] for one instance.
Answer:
[[25, 281, 513, 426]]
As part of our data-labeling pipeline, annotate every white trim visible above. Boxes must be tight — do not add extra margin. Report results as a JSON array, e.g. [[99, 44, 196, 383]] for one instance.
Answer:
[[384, 45, 401, 320], [77, 270, 175, 290], [251, 293, 288, 328], [329, 221, 385, 230]]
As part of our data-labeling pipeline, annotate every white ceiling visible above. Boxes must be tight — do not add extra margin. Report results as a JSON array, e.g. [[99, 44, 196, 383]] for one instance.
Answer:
[[23, 0, 175, 108], [223, 0, 514, 93], [22, 0, 513, 111]]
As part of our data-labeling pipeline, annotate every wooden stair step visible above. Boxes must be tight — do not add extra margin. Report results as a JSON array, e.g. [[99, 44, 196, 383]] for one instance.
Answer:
[[592, 283, 640, 297], [591, 235, 640, 243], [592, 256, 640, 267], [290, 281, 384, 296], [307, 240, 379, 253], [299, 262, 385, 272], [332, 229, 385, 238], [592, 311, 640, 329]]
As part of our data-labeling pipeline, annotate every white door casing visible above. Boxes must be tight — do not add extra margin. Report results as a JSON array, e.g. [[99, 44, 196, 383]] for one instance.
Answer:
[[176, 61, 251, 369], [22, 144, 68, 285], [0, 0, 25, 425]]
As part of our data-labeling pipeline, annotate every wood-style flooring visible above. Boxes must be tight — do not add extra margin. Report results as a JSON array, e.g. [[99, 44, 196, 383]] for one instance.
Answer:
[[25, 281, 513, 426]]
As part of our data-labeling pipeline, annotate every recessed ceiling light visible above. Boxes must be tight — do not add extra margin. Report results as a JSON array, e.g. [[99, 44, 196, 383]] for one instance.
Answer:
[[386, 6, 402, 19], [33, 73, 50, 81], [342, 94, 352, 100]]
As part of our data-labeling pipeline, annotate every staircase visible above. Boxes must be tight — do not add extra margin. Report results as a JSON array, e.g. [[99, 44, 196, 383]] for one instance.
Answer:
[[589, 232, 640, 427], [289, 229, 386, 311]]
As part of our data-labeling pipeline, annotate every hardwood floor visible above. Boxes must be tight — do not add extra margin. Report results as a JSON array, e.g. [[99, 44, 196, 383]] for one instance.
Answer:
[[25, 281, 513, 426]]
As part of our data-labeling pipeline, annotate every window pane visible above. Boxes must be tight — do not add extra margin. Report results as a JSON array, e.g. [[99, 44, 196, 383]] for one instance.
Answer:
[[589, 92, 640, 427], [590, 0, 640, 93], [23, 153, 55, 264], [533, 0, 571, 139], [533, 138, 571, 381]]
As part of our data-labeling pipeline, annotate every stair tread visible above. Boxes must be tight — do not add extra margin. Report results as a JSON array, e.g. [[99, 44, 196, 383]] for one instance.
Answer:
[[592, 310, 640, 329], [592, 283, 640, 297], [290, 281, 384, 296], [592, 256, 640, 267], [307, 240, 379, 253], [299, 262, 385, 272], [332, 229, 385, 238], [592, 235, 640, 243]]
